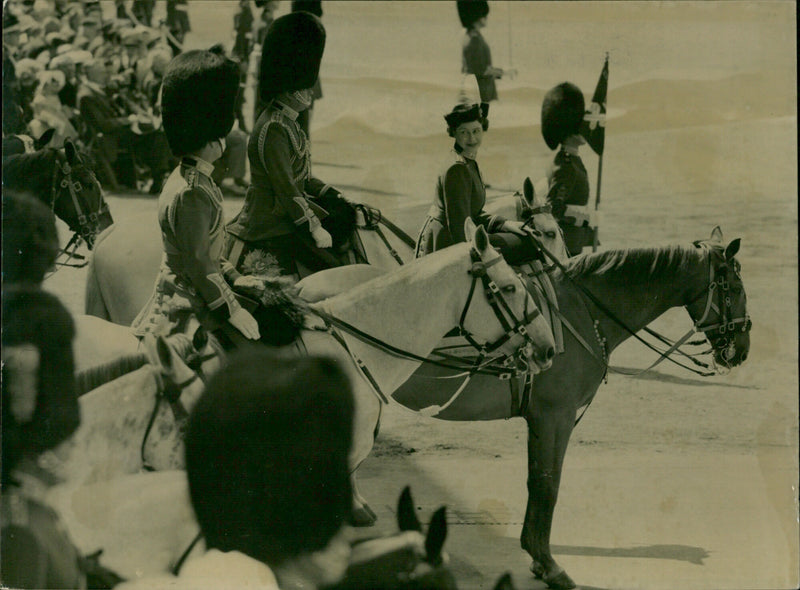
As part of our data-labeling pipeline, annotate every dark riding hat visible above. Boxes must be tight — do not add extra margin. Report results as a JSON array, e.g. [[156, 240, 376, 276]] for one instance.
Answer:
[[161, 45, 240, 157], [457, 0, 489, 29], [258, 11, 326, 103], [186, 353, 354, 564], [444, 102, 489, 136], [541, 82, 586, 150]]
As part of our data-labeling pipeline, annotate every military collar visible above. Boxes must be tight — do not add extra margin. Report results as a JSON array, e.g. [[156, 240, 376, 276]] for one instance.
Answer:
[[181, 156, 216, 178], [272, 99, 299, 121]]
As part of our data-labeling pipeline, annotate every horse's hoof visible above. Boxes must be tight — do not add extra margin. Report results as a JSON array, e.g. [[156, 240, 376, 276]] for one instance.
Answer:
[[350, 506, 377, 527], [543, 568, 576, 590], [529, 560, 545, 579]]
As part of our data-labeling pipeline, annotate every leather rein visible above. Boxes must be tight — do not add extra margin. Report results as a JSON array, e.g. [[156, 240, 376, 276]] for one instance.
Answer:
[[309, 246, 544, 404], [524, 228, 751, 377]]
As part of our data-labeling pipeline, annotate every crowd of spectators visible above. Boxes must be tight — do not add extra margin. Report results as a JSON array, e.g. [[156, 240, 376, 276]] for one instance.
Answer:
[[3, 0, 247, 196]]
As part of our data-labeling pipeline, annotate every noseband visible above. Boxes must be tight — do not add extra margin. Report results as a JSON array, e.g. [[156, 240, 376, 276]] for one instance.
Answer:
[[50, 156, 109, 250], [689, 245, 751, 364], [455, 248, 544, 378]]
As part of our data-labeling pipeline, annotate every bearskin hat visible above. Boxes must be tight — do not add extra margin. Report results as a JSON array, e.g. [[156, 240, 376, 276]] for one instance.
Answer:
[[161, 46, 240, 157], [258, 11, 325, 103], [291, 0, 322, 17], [444, 102, 489, 136], [457, 0, 489, 29], [541, 82, 585, 150]]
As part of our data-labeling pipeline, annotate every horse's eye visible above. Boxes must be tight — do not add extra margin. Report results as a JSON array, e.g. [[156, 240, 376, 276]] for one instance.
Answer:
[[545, 231, 557, 239], [502, 284, 516, 294]]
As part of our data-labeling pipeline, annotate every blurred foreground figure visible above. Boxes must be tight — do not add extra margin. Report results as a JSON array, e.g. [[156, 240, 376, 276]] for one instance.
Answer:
[[116, 352, 356, 590]]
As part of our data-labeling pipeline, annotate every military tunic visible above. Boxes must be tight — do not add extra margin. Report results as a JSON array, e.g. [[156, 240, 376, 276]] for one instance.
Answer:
[[132, 157, 242, 338], [225, 99, 344, 278], [462, 29, 497, 103], [545, 148, 593, 256], [415, 150, 505, 257]]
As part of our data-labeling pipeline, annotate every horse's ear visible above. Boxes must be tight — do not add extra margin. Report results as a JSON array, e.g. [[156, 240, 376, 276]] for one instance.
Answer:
[[493, 572, 516, 590], [472, 224, 490, 253], [523, 177, 535, 206], [35, 128, 55, 150], [464, 217, 477, 242], [424, 506, 447, 565], [397, 486, 422, 532], [64, 138, 78, 165], [155, 336, 174, 371], [709, 226, 724, 244], [725, 238, 741, 261], [191, 326, 209, 353]]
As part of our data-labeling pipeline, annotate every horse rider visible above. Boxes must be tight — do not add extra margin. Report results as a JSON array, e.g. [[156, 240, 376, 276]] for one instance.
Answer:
[[415, 101, 527, 258], [131, 46, 272, 351], [115, 352, 356, 590], [541, 82, 594, 257], [1, 192, 88, 588], [225, 11, 361, 281]]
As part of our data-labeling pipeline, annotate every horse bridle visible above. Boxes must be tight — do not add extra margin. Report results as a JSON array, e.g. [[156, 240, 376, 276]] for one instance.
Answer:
[[50, 156, 110, 255], [311, 246, 547, 403], [687, 243, 751, 365], [454, 247, 544, 377]]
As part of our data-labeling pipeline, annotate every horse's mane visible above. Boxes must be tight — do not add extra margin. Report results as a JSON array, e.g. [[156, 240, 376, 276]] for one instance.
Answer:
[[75, 353, 150, 397], [565, 245, 701, 284], [2, 148, 59, 200]]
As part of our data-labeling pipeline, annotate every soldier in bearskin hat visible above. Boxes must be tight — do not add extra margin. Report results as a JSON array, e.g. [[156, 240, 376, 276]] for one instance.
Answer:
[[541, 81, 593, 256], [415, 101, 527, 257], [1, 191, 86, 588], [226, 11, 361, 280], [457, 0, 515, 103], [131, 46, 274, 349]]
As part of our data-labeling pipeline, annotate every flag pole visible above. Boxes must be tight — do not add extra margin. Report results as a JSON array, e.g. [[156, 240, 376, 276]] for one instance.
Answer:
[[591, 51, 609, 253], [592, 151, 603, 252]]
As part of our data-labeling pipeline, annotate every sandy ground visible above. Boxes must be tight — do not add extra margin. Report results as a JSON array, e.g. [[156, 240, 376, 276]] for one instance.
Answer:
[[36, 2, 799, 589]]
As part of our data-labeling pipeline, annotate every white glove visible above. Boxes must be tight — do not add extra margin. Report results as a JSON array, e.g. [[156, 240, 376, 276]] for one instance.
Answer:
[[501, 220, 528, 235], [311, 226, 333, 249], [233, 275, 265, 291], [229, 307, 260, 340]]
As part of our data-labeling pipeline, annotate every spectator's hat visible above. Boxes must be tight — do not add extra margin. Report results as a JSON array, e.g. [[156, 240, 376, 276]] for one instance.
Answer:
[[15, 58, 43, 79], [49, 53, 75, 69], [258, 11, 325, 103], [444, 101, 489, 136], [55, 43, 76, 56], [81, 14, 102, 27], [541, 82, 585, 150], [457, 0, 489, 29], [36, 69, 66, 90], [3, 11, 22, 34], [161, 45, 240, 156]]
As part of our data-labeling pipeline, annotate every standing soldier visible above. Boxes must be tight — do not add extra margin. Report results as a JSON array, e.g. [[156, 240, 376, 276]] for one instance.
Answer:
[[541, 82, 594, 257], [457, 0, 515, 103]]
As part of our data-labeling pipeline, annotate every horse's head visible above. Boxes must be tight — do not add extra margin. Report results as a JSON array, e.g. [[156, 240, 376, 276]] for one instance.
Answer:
[[518, 177, 569, 262], [688, 227, 750, 369], [462, 219, 555, 374], [332, 487, 457, 590], [52, 139, 114, 249]]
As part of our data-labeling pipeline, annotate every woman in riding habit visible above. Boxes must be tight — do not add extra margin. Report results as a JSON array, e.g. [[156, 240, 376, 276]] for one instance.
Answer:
[[415, 101, 526, 257], [225, 11, 360, 281], [131, 47, 302, 350]]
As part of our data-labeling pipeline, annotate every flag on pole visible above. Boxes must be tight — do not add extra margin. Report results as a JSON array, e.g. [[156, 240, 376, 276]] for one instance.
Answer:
[[580, 54, 609, 156]]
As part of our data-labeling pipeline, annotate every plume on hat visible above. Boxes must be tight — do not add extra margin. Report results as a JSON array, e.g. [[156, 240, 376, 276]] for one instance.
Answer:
[[161, 47, 240, 157]]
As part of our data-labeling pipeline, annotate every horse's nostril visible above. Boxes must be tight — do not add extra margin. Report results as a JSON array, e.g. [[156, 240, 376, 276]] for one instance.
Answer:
[[740, 351, 748, 363], [545, 346, 555, 361]]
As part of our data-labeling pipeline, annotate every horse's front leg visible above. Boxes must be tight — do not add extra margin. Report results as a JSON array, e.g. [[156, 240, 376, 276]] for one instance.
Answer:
[[521, 409, 577, 590], [348, 378, 383, 526]]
